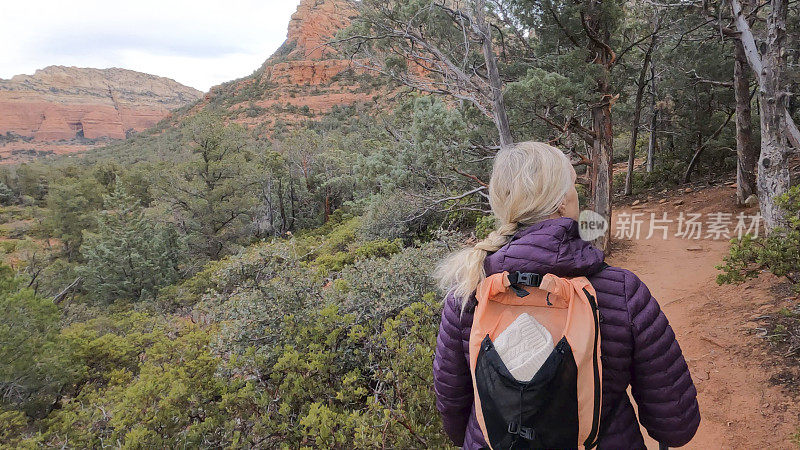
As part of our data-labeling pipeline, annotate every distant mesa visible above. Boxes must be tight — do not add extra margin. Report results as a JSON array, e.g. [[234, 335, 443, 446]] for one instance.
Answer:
[[0, 66, 202, 162], [0, 65, 202, 142]]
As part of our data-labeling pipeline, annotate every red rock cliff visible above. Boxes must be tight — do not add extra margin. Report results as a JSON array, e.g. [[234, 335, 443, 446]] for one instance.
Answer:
[[0, 66, 202, 142], [204, 0, 387, 130], [260, 0, 356, 85]]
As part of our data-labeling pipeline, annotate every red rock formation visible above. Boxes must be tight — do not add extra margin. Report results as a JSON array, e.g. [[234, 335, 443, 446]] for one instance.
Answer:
[[205, 0, 387, 128], [0, 66, 202, 143], [265, 59, 357, 86], [257, 0, 360, 88], [284, 0, 354, 60]]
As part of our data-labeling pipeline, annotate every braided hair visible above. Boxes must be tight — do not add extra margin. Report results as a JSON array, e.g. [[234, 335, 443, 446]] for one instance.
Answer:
[[434, 141, 574, 306]]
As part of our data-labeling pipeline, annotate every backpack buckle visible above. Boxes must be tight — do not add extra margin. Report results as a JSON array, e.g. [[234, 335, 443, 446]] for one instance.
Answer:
[[513, 271, 541, 286], [507, 422, 535, 441], [518, 426, 535, 440], [507, 422, 519, 434]]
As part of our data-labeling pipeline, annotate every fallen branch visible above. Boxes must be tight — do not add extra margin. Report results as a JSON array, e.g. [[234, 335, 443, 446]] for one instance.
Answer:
[[53, 277, 82, 305]]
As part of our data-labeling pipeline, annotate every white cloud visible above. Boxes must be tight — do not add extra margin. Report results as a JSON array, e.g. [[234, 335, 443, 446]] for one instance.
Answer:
[[0, 0, 301, 91]]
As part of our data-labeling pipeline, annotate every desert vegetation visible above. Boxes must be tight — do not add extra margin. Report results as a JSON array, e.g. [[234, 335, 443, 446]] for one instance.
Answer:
[[1, 0, 799, 447]]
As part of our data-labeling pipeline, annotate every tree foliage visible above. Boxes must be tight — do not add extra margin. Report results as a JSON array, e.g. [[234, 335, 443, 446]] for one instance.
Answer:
[[0, 265, 67, 418], [79, 187, 186, 304], [158, 112, 257, 260]]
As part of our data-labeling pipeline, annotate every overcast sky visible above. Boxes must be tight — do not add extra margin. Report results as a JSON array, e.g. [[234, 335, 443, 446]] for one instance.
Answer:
[[0, 0, 302, 92]]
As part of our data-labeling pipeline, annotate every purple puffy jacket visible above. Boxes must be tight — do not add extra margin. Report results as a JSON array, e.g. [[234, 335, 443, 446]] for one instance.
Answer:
[[433, 217, 700, 449]]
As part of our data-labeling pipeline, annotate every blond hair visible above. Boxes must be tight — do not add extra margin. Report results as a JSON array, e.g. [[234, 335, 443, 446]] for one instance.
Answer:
[[434, 141, 574, 303]]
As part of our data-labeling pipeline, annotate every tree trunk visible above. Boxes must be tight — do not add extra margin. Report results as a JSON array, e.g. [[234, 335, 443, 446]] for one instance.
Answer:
[[757, 0, 791, 228], [731, 0, 800, 150], [289, 180, 297, 231], [591, 105, 614, 251], [731, 0, 793, 229], [584, 2, 615, 251], [475, 0, 513, 148], [624, 30, 657, 196], [277, 178, 287, 234], [734, 39, 758, 205], [324, 189, 331, 223], [646, 63, 657, 173]]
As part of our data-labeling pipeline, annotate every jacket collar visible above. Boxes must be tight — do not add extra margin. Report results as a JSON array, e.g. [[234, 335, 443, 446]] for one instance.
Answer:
[[483, 217, 606, 278]]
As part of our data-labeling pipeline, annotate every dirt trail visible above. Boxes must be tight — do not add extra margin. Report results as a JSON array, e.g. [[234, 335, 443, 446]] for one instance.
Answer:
[[607, 185, 800, 449]]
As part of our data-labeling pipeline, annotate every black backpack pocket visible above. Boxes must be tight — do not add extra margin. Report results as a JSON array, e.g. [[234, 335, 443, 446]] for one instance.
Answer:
[[475, 335, 579, 449]]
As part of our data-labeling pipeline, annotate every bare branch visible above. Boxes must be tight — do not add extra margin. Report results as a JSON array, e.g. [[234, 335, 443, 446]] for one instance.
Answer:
[[53, 277, 82, 305], [451, 166, 488, 187], [687, 69, 734, 87], [547, 3, 582, 48]]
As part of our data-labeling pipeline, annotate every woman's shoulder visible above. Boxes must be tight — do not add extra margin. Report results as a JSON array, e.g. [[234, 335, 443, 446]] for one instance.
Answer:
[[442, 290, 476, 328], [588, 264, 653, 310]]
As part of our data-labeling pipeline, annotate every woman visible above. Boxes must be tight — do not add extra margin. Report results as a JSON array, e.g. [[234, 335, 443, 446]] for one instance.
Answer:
[[433, 142, 700, 449]]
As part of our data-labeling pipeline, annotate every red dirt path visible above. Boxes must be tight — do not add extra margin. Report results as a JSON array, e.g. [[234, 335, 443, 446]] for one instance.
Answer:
[[608, 185, 800, 449]]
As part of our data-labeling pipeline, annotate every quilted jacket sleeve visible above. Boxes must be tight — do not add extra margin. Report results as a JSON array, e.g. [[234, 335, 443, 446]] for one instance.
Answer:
[[625, 271, 701, 447], [433, 291, 473, 446]]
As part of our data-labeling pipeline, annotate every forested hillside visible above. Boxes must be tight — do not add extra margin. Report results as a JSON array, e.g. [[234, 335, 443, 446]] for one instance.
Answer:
[[1, 0, 799, 447]]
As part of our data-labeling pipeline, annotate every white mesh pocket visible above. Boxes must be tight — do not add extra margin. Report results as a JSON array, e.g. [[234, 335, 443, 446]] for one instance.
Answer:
[[493, 313, 554, 382]]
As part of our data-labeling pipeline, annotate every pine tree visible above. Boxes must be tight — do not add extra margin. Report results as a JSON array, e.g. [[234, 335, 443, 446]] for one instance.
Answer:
[[79, 187, 185, 303]]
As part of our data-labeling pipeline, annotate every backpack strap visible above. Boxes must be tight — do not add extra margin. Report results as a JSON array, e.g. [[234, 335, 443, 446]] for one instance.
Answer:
[[586, 397, 621, 449]]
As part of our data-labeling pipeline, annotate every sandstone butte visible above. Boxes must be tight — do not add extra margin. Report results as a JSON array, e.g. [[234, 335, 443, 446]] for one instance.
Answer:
[[0, 66, 202, 162], [201, 0, 392, 131]]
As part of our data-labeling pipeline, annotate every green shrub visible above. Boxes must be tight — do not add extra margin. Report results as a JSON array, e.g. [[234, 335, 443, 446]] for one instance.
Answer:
[[0, 264, 69, 418], [32, 320, 250, 449], [475, 215, 496, 240], [353, 238, 402, 259], [717, 186, 800, 291], [314, 251, 356, 273], [0, 182, 14, 206], [0, 408, 28, 447], [0, 240, 17, 254], [60, 311, 161, 388], [228, 294, 453, 448], [327, 241, 448, 323], [301, 216, 361, 261]]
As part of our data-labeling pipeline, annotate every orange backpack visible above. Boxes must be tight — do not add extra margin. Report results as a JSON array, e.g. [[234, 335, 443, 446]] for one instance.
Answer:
[[469, 271, 602, 449]]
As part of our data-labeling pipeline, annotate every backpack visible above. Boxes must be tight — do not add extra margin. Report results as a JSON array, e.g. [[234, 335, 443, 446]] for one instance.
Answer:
[[468, 270, 602, 449]]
